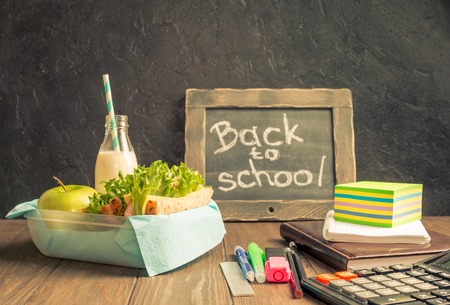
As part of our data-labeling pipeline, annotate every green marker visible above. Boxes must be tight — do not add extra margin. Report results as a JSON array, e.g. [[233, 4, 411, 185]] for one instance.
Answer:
[[247, 242, 266, 283]]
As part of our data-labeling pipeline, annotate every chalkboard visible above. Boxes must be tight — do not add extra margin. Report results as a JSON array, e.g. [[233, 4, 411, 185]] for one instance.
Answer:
[[185, 89, 356, 221]]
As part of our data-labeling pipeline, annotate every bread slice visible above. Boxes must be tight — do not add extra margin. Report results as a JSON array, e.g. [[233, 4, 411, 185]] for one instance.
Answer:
[[141, 187, 214, 215]]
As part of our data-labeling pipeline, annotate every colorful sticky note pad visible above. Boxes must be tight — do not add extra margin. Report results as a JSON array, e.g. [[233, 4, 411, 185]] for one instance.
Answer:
[[333, 181, 423, 228]]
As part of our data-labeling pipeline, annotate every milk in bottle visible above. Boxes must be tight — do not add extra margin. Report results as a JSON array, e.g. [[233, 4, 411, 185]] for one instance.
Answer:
[[95, 115, 137, 192]]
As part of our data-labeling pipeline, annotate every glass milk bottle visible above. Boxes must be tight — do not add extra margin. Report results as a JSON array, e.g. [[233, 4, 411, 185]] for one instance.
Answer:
[[95, 115, 138, 192]]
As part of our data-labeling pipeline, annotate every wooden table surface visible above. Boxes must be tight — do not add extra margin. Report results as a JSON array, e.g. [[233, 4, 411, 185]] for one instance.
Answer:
[[1, 217, 449, 305]]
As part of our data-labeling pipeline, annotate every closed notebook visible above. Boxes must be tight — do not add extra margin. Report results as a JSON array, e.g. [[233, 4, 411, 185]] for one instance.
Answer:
[[280, 220, 450, 271]]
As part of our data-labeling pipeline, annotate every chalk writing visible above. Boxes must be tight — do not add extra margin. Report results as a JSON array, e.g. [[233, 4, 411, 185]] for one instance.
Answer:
[[217, 156, 327, 192], [206, 110, 333, 199], [209, 113, 303, 154]]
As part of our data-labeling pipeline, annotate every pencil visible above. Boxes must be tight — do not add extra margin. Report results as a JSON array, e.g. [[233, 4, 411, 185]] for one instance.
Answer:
[[289, 241, 307, 281], [285, 248, 303, 298]]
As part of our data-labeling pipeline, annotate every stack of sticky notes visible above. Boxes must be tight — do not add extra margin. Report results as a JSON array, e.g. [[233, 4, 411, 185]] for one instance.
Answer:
[[333, 181, 423, 228]]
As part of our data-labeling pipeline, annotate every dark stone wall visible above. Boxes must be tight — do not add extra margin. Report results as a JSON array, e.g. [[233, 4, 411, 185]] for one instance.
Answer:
[[1, 0, 449, 217]]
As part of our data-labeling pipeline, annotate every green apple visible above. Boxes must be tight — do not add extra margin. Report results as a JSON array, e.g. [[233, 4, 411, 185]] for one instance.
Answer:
[[38, 177, 97, 212]]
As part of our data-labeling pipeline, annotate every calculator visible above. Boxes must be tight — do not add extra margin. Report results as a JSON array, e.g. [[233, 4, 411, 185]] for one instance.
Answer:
[[301, 250, 450, 305]]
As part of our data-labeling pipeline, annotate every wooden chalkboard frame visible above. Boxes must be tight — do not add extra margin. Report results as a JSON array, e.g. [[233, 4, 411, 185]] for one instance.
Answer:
[[185, 88, 356, 221]]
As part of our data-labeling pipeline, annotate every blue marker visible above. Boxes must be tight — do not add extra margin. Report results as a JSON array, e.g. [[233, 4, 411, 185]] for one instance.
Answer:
[[235, 246, 255, 282]]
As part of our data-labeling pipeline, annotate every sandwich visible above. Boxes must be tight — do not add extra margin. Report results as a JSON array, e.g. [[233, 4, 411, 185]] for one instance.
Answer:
[[84, 160, 213, 216]]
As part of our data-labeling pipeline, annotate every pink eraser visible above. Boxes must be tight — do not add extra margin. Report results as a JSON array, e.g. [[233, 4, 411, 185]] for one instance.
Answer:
[[265, 257, 291, 282]]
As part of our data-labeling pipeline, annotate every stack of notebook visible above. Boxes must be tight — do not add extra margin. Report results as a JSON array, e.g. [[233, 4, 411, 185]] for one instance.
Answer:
[[322, 210, 430, 244], [280, 210, 450, 271]]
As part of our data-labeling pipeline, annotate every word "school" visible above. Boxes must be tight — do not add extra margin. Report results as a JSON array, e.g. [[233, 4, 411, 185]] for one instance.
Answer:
[[218, 157, 327, 192]]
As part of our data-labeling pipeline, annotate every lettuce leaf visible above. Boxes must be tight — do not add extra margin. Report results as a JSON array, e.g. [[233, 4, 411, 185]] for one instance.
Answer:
[[85, 160, 207, 215]]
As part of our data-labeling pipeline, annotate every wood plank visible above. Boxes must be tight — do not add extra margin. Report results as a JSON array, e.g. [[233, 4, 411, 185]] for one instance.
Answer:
[[0, 220, 63, 305], [422, 217, 450, 236], [333, 106, 356, 184], [129, 243, 231, 305], [1, 217, 447, 305], [0, 218, 28, 247], [219, 201, 333, 222], [223, 222, 323, 304], [25, 260, 139, 305], [187, 88, 353, 108]]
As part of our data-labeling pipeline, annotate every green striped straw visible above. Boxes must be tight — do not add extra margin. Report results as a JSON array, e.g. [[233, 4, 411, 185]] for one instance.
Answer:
[[102, 74, 120, 152]]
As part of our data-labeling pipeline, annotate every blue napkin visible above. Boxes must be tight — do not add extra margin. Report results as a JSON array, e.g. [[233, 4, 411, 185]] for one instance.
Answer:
[[7, 199, 226, 276]]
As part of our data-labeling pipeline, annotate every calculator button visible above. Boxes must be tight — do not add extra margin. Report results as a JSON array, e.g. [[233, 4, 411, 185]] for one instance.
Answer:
[[407, 269, 428, 277], [373, 266, 394, 274], [351, 277, 374, 285], [329, 279, 354, 290], [367, 294, 415, 305], [414, 282, 440, 291], [335, 271, 358, 281], [401, 277, 424, 285], [412, 291, 435, 301], [316, 273, 340, 284], [382, 280, 405, 288], [390, 264, 413, 272], [425, 298, 450, 305], [420, 275, 442, 282], [432, 289, 450, 298], [394, 285, 419, 295], [375, 288, 400, 296], [433, 280, 450, 289], [364, 283, 388, 291], [354, 290, 380, 302], [434, 280, 450, 289], [342, 285, 367, 295], [439, 272, 450, 280], [425, 267, 444, 275], [370, 275, 392, 282], [388, 272, 411, 280], [355, 269, 377, 277]]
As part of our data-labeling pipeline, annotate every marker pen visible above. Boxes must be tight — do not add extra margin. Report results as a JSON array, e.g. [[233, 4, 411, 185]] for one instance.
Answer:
[[247, 242, 266, 283], [235, 246, 255, 282]]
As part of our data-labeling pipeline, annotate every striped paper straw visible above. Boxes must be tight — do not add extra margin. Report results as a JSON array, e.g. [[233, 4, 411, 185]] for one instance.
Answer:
[[102, 74, 120, 152]]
